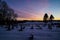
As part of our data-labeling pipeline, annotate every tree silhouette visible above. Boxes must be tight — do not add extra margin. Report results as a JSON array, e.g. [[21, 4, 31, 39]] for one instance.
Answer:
[[43, 13, 48, 21], [49, 14, 54, 26], [0, 0, 3, 21], [49, 14, 54, 21], [0, 0, 17, 21], [43, 13, 48, 26], [2, 1, 9, 21], [12, 13, 18, 21], [0, 0, 18, 30]]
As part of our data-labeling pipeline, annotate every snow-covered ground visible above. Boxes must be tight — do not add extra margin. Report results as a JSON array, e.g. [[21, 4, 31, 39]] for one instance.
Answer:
[[0, 22, 60, 40]]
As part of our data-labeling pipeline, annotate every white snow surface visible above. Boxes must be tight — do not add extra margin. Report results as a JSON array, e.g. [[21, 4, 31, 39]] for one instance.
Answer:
[[0, 22, 60, 40]]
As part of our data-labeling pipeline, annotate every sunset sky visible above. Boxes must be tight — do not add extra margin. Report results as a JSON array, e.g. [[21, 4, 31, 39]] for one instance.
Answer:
[[4, 0, 60, 20]]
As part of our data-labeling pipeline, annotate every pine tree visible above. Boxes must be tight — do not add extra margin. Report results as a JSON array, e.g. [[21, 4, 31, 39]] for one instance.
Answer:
[[43, 13, 49, 26], [43, 13, 48, 21], [49, 14, 54, 21]]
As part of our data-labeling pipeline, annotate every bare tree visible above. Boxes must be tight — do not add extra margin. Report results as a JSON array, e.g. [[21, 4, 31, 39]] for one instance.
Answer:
[[0, 0, 18, 30], [0, 0, 17, 21]]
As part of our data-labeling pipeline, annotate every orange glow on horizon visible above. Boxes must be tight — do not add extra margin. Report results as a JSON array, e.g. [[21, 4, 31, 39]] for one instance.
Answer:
[[16, 17, 60, 20], [16, 17, 42, 20], [54, 17, 60, 20]]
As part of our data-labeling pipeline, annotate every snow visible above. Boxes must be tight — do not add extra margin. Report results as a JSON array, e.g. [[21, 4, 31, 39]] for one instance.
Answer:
[[0, 22, 60, 40]]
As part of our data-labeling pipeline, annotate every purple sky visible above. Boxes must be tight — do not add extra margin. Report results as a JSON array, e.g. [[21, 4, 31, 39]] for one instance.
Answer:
[[3, 0, 60, 20]]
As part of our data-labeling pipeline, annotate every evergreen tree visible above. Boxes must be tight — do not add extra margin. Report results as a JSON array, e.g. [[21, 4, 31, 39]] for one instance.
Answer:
[[49, 14, 54, 21], [43, 13, 48, 21], [43, 13, 49, 26]]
